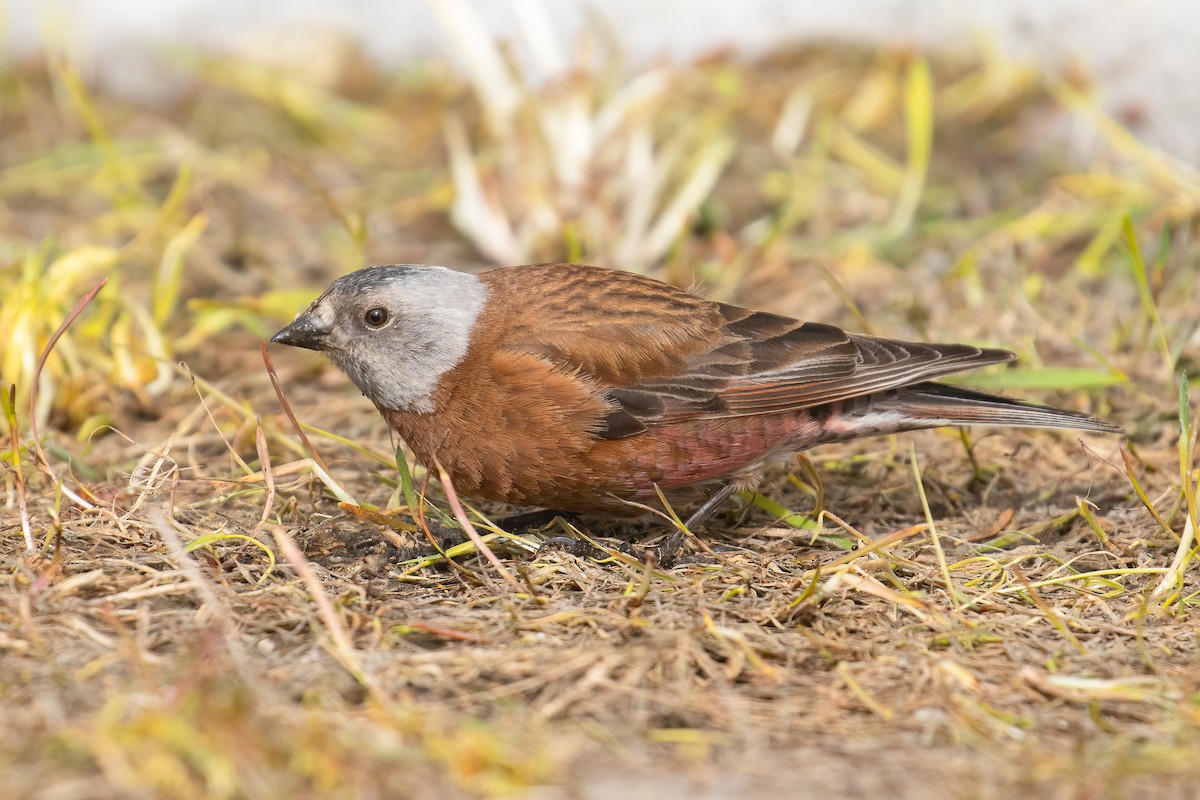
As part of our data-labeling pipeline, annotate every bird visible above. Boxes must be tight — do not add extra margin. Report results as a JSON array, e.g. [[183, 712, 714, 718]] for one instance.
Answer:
[[271, 262, 1121, 561]]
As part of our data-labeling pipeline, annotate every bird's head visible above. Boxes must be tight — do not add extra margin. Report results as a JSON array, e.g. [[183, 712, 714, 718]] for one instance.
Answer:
[[271, 264, 488, 413]]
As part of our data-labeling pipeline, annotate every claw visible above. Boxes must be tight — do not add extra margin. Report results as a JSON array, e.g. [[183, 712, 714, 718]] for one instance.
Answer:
[[535, 536, 602, 558]]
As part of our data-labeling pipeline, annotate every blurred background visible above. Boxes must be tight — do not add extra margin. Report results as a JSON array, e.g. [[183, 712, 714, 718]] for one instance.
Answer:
[[7, 0, 1199, 160]]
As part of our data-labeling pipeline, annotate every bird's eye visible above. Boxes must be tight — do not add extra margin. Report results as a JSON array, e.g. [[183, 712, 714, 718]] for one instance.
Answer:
[[364, 307, 389, 328]]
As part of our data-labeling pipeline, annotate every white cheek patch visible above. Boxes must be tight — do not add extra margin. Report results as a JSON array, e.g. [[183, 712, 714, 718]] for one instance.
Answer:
[[344, 267, 489, 414]]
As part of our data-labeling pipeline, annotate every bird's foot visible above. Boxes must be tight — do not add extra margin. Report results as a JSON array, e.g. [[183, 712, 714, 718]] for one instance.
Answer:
[[654, 530, 687, 568], [535, 535, 639, 561], [536, 536, 606, 559], [654, 481, 740, 567]]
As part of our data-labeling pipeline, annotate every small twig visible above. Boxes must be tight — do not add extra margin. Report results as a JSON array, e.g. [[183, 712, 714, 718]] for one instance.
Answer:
[[407, 470, 482, 583], [260, 339, 332, 478], [628, 551, 655, 610], [253, 422, 276, 537], [5, 385, 34, 551], [1075, 496, 1114, 552], [29, 278, 107, 470], [1120, 447, 1177, 542], [910, 444, 960, 607], [814, 517, 928, 571], [1151, 514, 1196, 603], [182, 363, 253, 475], [837, 661, 894, 721], [270, 524, 397, 706], [26, 527, 65, 596], [150, 508, 248, 669], [793, 453, 825, 517], [1011, 565, 1088, 655], [27, 279, 107, 511], [433, 456, 524, 594], [1152, 372, 1198, 602], [814, 259, 873, 334], [652, 483, 719, 558]]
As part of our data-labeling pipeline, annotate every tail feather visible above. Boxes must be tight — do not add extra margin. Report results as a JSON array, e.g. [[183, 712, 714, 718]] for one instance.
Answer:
[[876, 382, 1123, 435]]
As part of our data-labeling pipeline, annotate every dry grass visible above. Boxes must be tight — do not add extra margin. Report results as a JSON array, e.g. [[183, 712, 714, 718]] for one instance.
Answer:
[[3, 21, 1200, 800]]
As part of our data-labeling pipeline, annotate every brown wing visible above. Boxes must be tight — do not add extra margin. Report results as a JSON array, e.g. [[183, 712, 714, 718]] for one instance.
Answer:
[[612, 303, 1016, 426], [481, 263, 727, 384], [481, 264, 1014, 438]]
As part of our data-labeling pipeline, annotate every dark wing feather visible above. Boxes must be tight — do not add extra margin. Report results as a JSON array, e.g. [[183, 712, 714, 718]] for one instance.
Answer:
[[611, 303, 1015, 425]]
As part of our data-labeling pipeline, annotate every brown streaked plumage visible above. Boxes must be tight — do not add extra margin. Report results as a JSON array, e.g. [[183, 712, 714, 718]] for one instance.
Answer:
[[272, 262, 1121, 546]]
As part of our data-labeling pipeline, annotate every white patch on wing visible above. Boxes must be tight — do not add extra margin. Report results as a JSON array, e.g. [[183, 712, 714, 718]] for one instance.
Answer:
[[823, 409, 910, 435]]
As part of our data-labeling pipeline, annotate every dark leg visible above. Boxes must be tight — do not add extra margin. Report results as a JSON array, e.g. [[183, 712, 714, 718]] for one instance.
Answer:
[[656, 481, 738, 567]]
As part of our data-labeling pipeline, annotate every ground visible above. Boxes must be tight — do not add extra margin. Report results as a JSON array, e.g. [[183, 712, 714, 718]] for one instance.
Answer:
[[2, 37, 1200, 800]]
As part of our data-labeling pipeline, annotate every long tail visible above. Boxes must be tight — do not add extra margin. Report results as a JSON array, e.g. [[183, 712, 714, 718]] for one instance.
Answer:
[[874, 382, 1123, 434]]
